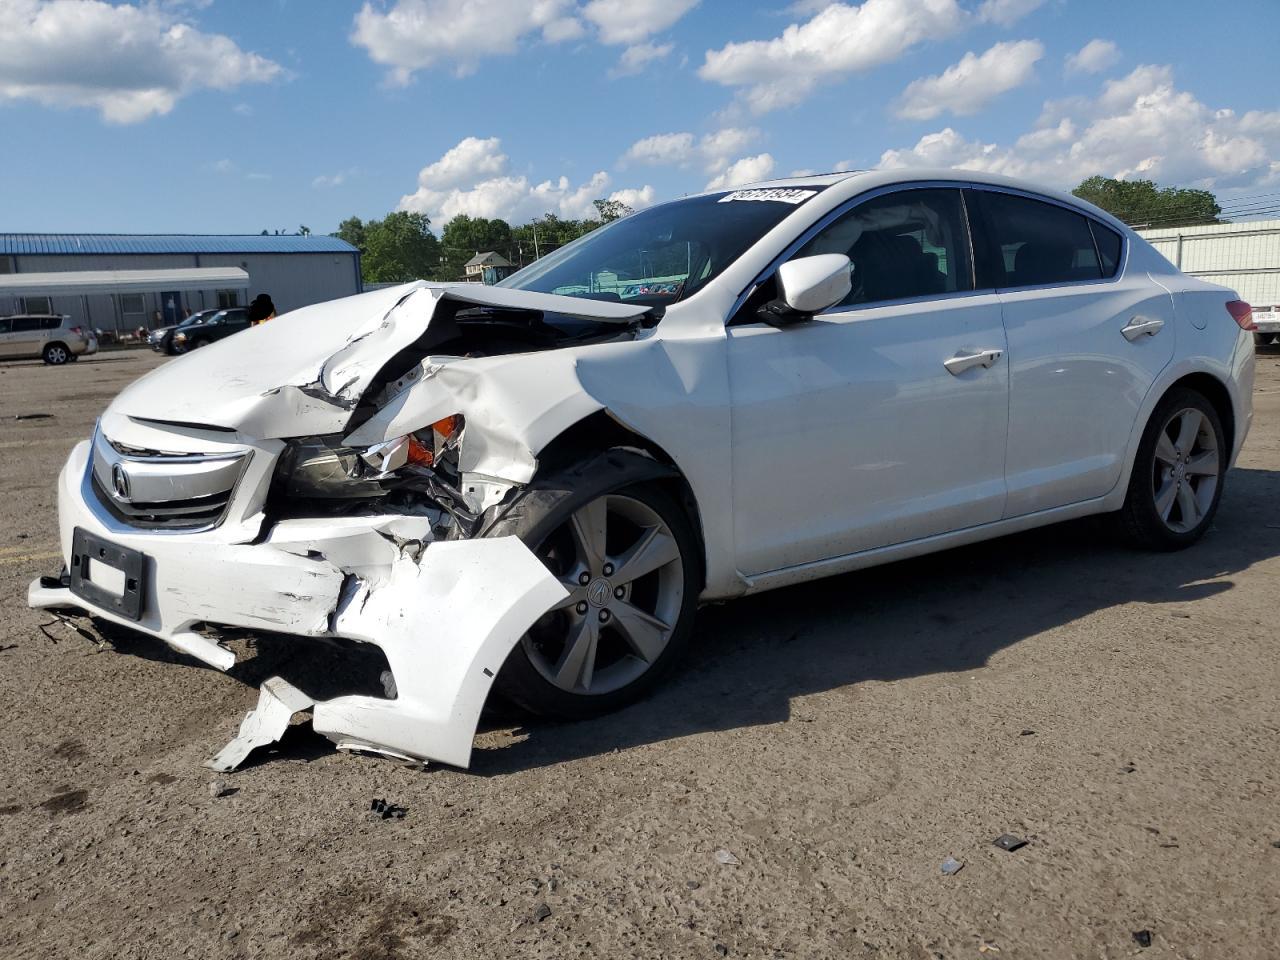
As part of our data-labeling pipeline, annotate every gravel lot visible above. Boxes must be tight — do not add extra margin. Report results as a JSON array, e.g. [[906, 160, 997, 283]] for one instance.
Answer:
[[1, 348, 1278, 960]]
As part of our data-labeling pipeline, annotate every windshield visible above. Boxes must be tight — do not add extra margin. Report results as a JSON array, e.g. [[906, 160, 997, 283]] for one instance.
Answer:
[[498, 187, 824, 306], [178, 312, 211, 327]]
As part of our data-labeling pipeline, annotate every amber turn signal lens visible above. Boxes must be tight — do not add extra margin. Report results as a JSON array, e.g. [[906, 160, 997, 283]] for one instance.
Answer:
[[431, 414, 460, 439], [406, 434, 434, 466]]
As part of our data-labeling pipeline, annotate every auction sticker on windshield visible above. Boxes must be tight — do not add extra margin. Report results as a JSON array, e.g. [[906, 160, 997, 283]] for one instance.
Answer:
[[718, 188, 817, 204]]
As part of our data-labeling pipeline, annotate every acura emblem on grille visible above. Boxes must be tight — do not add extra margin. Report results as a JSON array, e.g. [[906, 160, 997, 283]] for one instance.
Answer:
[[111, 463, 132, 502]]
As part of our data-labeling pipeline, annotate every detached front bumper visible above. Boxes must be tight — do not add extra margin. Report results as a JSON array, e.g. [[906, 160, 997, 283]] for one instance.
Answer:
[[29, 440, 565, 769]]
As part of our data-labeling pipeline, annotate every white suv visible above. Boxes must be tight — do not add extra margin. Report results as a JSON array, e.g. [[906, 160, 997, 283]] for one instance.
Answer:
[[0, 314, 98, 364]]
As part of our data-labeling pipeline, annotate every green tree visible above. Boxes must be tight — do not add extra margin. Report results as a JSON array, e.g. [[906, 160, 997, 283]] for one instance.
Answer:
[[1072, 176, 1221, 228], [439, 215, 513, 278], [592, 198, 634, 223], [362, 212, 441, 283], [332, 216, 367, 254]]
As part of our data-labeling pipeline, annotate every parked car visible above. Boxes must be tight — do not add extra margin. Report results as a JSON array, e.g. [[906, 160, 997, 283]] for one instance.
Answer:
[[149, 308, 223, 355], [169, 307, 251, 352], [0, 314, 97, 364], [1253, 305, 1279, 347], [30, 169, 1255, 771]]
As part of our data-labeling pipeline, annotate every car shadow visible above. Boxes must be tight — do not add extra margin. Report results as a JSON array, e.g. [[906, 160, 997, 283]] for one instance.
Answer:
[[470, 465, 1280, 775], [87, 467, 1280, 774]]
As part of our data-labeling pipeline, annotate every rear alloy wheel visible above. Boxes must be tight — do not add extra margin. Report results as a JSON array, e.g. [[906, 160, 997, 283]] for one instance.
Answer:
[[42, 343, 69, 365], [1117, 389, 1225, 549], [487, 451, 700, 720]]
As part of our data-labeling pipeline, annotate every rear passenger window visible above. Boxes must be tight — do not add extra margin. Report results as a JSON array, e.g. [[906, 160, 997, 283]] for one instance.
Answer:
[[11, 317, 40, 333], [794, 188, 974, 308], [1090, 221, 1123, 277], [979, 191, 1104, 288]]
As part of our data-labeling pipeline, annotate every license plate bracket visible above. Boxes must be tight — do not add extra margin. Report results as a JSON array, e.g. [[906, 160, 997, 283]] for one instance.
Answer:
[[69, 527, 145, 621]]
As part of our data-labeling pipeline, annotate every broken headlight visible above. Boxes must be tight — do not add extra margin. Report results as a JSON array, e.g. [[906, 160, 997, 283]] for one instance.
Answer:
[[277, 416, 464, 499]]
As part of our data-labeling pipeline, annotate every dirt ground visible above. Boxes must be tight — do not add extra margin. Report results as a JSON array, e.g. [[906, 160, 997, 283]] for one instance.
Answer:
[[0, 347, 1277, 960]]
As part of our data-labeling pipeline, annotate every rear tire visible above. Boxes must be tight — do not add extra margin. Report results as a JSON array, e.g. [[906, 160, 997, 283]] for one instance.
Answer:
[[485, 449, 702, 720], [42, 343, 70, 365], [1115, 388, 1225, 550]]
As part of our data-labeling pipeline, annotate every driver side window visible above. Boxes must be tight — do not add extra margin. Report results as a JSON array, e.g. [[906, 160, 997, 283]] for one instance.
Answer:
[[794, 188, 974, 309]]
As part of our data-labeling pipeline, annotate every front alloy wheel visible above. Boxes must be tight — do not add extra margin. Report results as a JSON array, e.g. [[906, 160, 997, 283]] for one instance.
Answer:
[[525, 494, 684, 697], [487, 449, 701, 720]]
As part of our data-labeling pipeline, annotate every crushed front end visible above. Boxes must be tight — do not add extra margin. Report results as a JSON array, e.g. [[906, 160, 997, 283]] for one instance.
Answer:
[[25, 282, 650, 769]]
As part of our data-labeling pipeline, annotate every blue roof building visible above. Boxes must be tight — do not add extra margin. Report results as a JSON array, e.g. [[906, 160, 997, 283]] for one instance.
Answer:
[[0, 233, 362, 331]]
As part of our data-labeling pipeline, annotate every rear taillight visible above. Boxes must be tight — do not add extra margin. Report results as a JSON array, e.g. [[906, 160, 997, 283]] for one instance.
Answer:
[[1226, 300, 1256, 331], [69, 326, 84, 336]]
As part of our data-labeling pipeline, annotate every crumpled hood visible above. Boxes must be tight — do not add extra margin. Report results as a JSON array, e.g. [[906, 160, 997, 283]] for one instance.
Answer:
[[107, 282, 647, 440]]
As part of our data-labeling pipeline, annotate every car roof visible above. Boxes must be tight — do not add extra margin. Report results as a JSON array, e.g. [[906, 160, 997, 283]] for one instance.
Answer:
[[696, 167, 1130, 233]]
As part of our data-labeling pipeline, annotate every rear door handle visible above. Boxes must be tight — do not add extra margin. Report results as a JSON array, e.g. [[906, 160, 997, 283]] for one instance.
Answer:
[[1122, 317, 1165, 341], [944, 348, 1003, 375]]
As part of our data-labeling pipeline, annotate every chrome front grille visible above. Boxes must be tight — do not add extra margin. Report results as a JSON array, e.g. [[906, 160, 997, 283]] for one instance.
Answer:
[[89, 428, 249, 530]]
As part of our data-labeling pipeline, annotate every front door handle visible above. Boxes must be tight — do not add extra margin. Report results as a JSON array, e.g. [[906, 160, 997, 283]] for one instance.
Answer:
[[1122, 317, 1165, 341], [944, 348, 1003, 375]]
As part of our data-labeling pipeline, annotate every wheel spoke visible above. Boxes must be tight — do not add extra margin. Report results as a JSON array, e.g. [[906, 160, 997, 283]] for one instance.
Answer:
[[611, 525, 680, 586], [568, 499, 608, 575], [610, 599, 671, 663], [1155, 478, 1178, 521], [1176, 482, 1201, 527], [1184, 450, 1219, 477], [1154, 431, 1179, 467], [1175, 409, 1202, 453], [553, 617, 599, 691], [550, 580, 587, 611]]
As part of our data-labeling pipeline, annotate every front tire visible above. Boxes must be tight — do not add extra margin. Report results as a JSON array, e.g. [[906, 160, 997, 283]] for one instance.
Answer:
[[485, 450, 701, 720], [1116, 388, 1225, 550]]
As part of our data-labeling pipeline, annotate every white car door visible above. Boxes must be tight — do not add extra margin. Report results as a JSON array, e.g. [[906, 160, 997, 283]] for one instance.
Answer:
[[971, 188, 1175, 517], [727, 187, 1010, 576]]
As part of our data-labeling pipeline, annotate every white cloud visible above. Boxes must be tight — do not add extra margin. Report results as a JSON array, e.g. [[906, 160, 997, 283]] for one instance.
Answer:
[[613, 42, 673, 76], [896, 39, 1043, 120], [212, 158, 236, 175], [582, 0, 699, 45], [313, 169, 359, 189], [877, 65, 1280, 192], [233, 102, 253, 116], [1066, 38, 1120, 75], [0, 0, 282, 123], [351, 0, 579, 82], [399, 135, 655, 223], [699, 0, 965, 113], [705, 153, 776, 190], [623, 127, 760, 172], [415, 136, 509, 189], [976, 0, 1044, 27], [608, 185, 657, 210]]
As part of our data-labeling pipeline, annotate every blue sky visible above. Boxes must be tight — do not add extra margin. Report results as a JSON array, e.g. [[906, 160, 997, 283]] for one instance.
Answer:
[[3, 0, 1279, 234]]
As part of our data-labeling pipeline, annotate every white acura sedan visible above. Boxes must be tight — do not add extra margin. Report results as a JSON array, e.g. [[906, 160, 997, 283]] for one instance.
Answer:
[[31, 170, 1256, 769]]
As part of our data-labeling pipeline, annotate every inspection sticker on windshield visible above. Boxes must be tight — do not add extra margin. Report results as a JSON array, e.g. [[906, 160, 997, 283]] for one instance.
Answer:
[[718, 188, 817, 204]]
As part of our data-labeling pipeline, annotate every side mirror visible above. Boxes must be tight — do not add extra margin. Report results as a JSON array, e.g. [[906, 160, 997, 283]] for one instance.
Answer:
[[758, 254, 853, 324]]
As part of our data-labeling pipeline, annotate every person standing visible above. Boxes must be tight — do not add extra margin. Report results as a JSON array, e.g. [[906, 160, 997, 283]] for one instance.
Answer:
[[247, 293, 276, 325]]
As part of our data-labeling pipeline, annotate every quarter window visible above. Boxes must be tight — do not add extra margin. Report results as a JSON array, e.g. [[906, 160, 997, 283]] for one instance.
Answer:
[[978, 191, 1105, 287], [1090, 221, 1123, 278], [793, 188, 974, 308]]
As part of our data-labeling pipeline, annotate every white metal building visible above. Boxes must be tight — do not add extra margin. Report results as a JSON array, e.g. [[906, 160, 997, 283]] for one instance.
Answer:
[[0, 233, 361, 333], [1138, 219, 1280, 324]]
